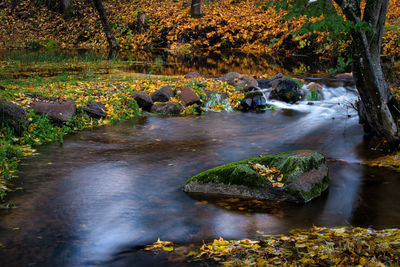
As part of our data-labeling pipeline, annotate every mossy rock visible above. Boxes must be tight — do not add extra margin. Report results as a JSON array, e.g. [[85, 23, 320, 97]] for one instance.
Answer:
[[183, 150, 329, 203]]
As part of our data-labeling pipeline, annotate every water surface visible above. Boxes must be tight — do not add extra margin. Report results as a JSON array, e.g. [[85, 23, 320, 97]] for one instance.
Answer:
[[0, 85, 399, 266]]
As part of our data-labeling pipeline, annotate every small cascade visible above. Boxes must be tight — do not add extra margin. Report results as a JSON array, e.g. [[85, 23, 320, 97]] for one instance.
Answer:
[[203, 93, 233, 112]]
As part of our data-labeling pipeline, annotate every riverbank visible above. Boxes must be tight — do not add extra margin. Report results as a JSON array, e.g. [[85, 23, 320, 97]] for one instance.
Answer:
[[145, 226, 400, 266]]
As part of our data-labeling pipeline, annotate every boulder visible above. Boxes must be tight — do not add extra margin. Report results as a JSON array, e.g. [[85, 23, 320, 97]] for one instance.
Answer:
[[218, 72, 242, 85], [31, 98, 76, 123], [185, 71, 202, 79], [269, 78, 303, 103], [176, 87, 200, 106], [306, 82, 323, 93], [184, 150, 329, 203], [257, 73, 283, 89], [0, 99, 28, 136], [240, 91, 267, 110], [133, 91, 153, 111], [151, 86, 173, 103], [84, 102, 107, 118], [235, 75, 258, 90], [150, 102, 183, 115]]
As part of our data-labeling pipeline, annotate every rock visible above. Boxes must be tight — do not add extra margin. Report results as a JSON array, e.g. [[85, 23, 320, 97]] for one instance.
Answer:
[[218, 72, 242, 85], [184, 150, 329, 203], [306, 82, 323, 101], [184, 71, 202, 79], [176, 87, 200, 106], [0, 99, 28, 136], [269, 78, 303, 103], [306, 82, 323, 93], [257, 73, 283, 88], [133, 91, 153, 111], [150, 102, 183, 115], [151, 86, 173, 103], [235, 75, 258, 90], [31, 98, 76, 122], [84, 102, 107, 118], [240, 91, 267, 110]]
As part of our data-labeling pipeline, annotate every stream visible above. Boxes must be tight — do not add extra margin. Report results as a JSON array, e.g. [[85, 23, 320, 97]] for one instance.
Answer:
[[1, 82, 400, 266]]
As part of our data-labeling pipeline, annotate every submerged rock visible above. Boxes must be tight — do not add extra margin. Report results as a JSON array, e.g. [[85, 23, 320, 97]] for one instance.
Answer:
[[183, 150, 329, 203], [31, 97, 76, 122], [0, 99, 28, 136]]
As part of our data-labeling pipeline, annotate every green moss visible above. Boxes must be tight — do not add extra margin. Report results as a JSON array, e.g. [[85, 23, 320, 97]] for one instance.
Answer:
[[187, 150, 325, 188]]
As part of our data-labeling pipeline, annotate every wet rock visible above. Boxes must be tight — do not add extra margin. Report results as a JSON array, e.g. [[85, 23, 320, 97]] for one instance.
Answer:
[[306, 82, 323, 93], [176, 87, 200, 106], [31, 98, 76, 123], [0, 99, 28, 136], [133, 91, 153, 111], [150, 102, 183, 115], [306, 82, 323, 101], [269, 78, 303, 103], [84, 102, 107, 118], [257, 73, 283, 88], [240, 91, 267, 110], [204, 90, 228, 100], [184, 71, 202, 79], [151, 86, 173, 103], [184, 150, 329, 203]]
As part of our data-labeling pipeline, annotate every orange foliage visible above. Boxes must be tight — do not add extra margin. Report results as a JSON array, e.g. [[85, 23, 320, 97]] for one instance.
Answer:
[[0, 0, 399, 57]]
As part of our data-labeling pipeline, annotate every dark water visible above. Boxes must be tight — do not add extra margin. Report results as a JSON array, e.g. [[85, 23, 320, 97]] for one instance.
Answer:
[[1, 87, 400, 266]]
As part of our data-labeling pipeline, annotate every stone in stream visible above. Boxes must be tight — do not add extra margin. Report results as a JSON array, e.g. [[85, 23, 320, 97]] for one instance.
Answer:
[[183, 150, 329, 203], [84, 102, 107, 118], [269, 78, 303, 103], [150, 102, 183, 115], [31, 97, 76, 123], [240, 91, 267, 110], [0, 99, 28, 136], [176, 87, 201, 106], [151, 86, 174, 103], [133, 91, 153, 111]]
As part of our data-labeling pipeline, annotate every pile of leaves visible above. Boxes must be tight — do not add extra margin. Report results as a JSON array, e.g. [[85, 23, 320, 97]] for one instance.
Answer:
[[1, 0, 400, 57], [249, 162, 284, 188], [146, 227, 400, 266]]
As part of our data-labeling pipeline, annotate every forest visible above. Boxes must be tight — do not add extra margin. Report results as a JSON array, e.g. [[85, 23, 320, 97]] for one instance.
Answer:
[[0, 0, 400, 266]]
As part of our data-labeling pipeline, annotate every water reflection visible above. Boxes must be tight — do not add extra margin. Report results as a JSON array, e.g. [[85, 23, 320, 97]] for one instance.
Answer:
[[0, 99, 399, 266]]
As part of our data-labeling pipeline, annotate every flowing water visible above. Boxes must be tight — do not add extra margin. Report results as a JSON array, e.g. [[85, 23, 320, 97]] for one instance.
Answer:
[[1, 83, 400, 266]]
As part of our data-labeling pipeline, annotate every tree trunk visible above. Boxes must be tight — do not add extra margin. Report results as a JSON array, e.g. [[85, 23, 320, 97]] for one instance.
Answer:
[[60, 0, 70, 13], [93, 0, 119, 59], [190, 0, 202, 17], [137, 11, 148, 33], [335, 0, 399, 144]]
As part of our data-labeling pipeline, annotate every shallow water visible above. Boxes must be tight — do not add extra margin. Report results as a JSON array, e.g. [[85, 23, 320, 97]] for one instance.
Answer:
[[1, 85, 400, 266]]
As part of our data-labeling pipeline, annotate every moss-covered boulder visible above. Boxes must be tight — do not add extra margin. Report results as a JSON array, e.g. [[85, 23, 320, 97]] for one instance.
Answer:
[[183, 150, 329, 203]]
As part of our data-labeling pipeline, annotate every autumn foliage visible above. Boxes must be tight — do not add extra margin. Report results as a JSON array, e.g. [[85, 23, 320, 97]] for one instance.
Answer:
[[0, 0, 399, 57]]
